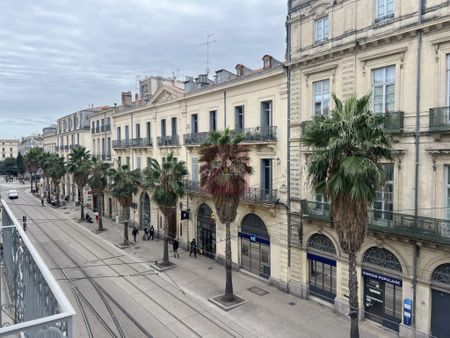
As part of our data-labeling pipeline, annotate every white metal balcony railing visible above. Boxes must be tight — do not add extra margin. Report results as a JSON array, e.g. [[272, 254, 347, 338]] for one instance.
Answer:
[[0, 200, 75, 337]]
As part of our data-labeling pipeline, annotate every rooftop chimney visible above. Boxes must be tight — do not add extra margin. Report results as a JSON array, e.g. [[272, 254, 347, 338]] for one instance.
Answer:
[[121, 91, 132, 106]]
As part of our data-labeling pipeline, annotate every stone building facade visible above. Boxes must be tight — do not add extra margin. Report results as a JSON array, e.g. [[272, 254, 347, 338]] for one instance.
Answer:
[[0, 139, 19, 159], [111, 56, 290, 286], [286, 0, 450, 337]]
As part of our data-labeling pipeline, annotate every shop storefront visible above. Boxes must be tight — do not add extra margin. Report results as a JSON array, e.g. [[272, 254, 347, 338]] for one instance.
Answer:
[[196, 204, 216, 259], [239, 213, 270, 279], [430, 263, 450, 338], [307, 233, 337, 303], [362, 247, 403, 332], [140, 192, 151, 229]]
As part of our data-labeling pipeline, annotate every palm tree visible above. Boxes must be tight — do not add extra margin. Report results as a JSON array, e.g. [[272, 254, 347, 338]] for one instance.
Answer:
[[198, 129, 254, 302], [88, 157, 111, 231], [109, 164, 141, 245], [302, 94, 393, 338], [67, 146, 93, 220], [24, 147, 43, 193], [39, 152, 51, 201], [142, 152, 188, 266], [46, 154, 66, 206]]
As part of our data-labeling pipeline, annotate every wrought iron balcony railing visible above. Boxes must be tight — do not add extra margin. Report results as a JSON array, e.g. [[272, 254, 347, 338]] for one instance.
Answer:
[[95, 127, 100, 133], [184, 180, 277, 204], [64, 145, 69, 151], [112, 139, 130, 148], [131, 137, 152, 148], [183, 132, 210, 145], [105, 124, 111, 132], [235, 126, 277, 142], [300, 200, 450, 245], [0, 201, 75, 337], [157, 135, 180, 147], [429, 106, 450, 132]]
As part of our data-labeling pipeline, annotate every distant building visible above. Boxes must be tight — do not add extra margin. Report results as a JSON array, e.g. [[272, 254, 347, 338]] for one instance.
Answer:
[[19, 134, 43, 155], [42, 125, 57, 154], [0, 139, 19, 159]]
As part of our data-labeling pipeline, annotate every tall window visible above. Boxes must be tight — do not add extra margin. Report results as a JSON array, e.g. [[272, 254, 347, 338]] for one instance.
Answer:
[[374, 164, 394, 223], [125, 125, 129, 142], [135, 123, 140, 139], [376, 0, 394, 22], [446, 166, 450, 219], [191, 114, 198, 133], [209, 110, 217, 131], [315, 16, 329, 43], [171, 117, 177, 136], [372, 65, 395, 113], [146, 122, 151, 140], [235, 106, 245, 131], [313, 80, 330, 115], [161, 119, 166, 137], [136, 157, 141, 169], [261, 101, 272, 129], [447, 54, 450, 105], [192, 157, 200, 182]]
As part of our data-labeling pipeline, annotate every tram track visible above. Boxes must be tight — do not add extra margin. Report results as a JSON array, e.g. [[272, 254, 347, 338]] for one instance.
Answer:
[[8, 193, 243, 338]]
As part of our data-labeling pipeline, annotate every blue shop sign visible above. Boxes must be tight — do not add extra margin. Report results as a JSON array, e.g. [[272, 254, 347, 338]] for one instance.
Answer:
[[363, 269, 402, 287], [238, 232, 270, 245], [307, 253, 336, 267]]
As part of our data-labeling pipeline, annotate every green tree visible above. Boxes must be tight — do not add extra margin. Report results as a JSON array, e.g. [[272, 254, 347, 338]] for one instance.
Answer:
[[198, 129, 254, 302], [109, 164, 141, 245], [0, 157, 17, 177], [88, 157, 111, 231], [143, 152, 188, 266], [16, 152, 26, 179], [24, 147, 44, 192], [302, 94, 393, 338], [67, 146, 93, 219], [46, 154, 66, 206], [39, 152, 51, 200]]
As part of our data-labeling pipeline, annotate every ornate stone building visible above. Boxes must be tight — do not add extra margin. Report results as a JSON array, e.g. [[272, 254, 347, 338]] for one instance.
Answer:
[[286, 0, 450, 337]]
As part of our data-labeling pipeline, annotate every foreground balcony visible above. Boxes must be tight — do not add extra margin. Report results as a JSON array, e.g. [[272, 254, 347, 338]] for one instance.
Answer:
[[94, 154, 112, 161], [0, 201, 75, 336], [183, 132, 209, 146], [157, 135, 180, 147], [429, 106, 450, 132], [131, 137, 152, 148], [300, 200, 450, 245], [184, 180, 278, 204], [183, 127, 277, 146]]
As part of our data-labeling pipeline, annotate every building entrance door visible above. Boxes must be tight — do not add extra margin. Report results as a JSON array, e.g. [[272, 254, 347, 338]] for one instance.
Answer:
[[431, 289, 450, 338], [140, 192, 150, 229], [364, 276, 385, 324], [196, 204, 216, 259]]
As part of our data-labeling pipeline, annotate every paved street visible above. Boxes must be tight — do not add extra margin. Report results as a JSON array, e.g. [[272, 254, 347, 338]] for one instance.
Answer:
[[1, 181, 395, 338]]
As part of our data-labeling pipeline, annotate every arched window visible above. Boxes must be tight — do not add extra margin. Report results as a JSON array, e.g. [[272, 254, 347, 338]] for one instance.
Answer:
[[198, 204, 213, 218], [431, 264, 450, 285], [241, 214, 269, 240], [307, 234, 336, 254], [363, 247, 402, 273]]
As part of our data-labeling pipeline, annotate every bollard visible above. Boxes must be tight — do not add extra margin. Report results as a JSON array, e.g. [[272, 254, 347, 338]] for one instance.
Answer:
[[22, 216, 27, 232]]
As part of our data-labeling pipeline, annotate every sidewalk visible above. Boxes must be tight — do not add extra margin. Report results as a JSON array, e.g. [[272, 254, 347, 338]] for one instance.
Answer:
[[59, 204, 395, 338]]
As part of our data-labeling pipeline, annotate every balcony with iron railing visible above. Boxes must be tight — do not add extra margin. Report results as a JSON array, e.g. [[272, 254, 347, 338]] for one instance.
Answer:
[[300, 199, 450, 245], [112, 139, 130, 149], [131, 137, 152, 148], [429, 106, 450, 132], [301, 112, 404, 136], [184, 179, 278, 204], [237, 126, 277, 143], [95, 154, 112, 161], [183, 132, 210, 146], [0, 201, 75, 336], [157, 135, 180, 147]]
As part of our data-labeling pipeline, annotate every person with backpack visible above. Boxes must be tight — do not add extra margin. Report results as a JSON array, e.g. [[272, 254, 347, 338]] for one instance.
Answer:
[[190, 239, 197, 258]]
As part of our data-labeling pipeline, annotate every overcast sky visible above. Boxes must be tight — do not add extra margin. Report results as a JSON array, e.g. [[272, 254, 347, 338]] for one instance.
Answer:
[[0, 0, 286, 139]]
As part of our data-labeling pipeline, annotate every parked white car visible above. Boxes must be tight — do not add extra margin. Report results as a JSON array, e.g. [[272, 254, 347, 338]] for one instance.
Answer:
[[8, 190, 19, 199]]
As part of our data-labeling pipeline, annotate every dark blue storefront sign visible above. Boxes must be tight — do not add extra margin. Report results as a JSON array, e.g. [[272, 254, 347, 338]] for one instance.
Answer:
[[307, 253, 336, 267], [238, 232, 270, 245], [363, 269, 402, 287]]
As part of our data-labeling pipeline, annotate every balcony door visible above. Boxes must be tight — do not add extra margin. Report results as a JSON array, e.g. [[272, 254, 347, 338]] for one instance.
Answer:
[[260, 159, 272, 202], [191, 114, 198, 134], [373, 164, 394, 225], [260, 101, 272, 138], [171, 117, 177, 137], [234, 106, 244, 132]]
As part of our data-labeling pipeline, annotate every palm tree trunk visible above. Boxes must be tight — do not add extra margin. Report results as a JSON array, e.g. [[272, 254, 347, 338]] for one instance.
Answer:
[[348, 251, 360, 338], [30, 173, 33, 192], [79, 185, 84, 219], [97, 194, 103, 231], [223, 221, 234, 302], [123, 205, 129, 245], [162, 213, 170, 266]]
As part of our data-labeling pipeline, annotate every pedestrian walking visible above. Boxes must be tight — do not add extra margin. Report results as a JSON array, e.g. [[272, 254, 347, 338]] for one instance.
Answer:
[[190, 239, 197, 258], [173, 239, 179, 258], [41, 194, 44, 206], [95, 211, 99, 223], [132, 227, 139, 243], [144, 226, 149, 240], [149, 225, 155, 240]]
